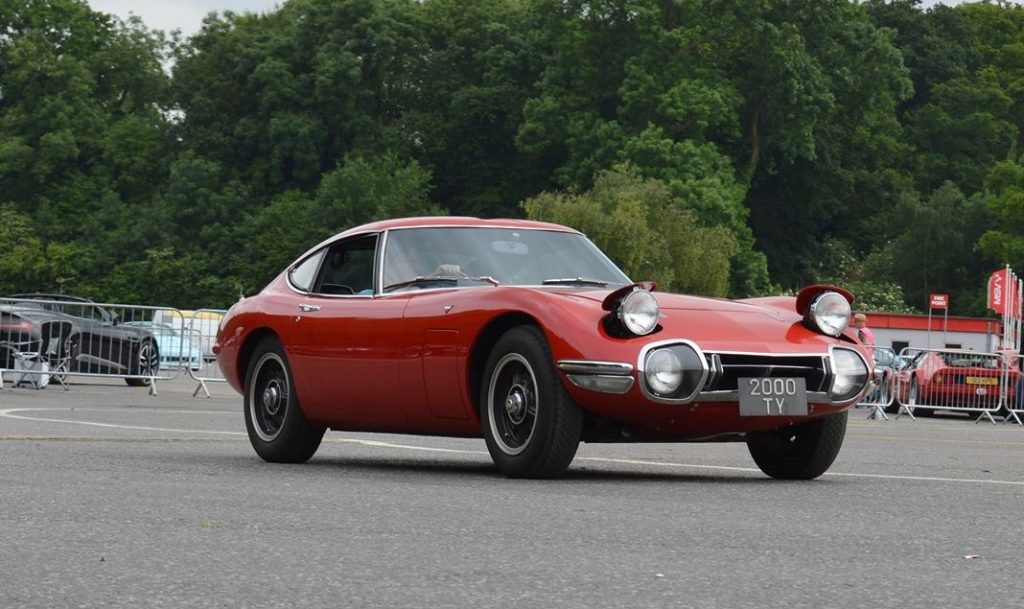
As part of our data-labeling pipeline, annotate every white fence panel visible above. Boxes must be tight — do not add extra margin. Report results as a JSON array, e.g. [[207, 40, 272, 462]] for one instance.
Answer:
[[185, 309, 228, 398], [892, 347, 1015, 424], [0, 297, 191, 394]]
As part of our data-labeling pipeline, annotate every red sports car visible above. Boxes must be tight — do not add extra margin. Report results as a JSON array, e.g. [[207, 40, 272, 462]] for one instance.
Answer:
[[215, 217, 871, 479], [894, 349, 1018, 416]]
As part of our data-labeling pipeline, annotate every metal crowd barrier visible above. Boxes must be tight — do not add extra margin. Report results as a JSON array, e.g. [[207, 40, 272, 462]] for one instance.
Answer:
[[0, 297, 202, 395], [858, 347, 897, 420], [892, 347, 1016, 424], [183, 309, 228, 398]]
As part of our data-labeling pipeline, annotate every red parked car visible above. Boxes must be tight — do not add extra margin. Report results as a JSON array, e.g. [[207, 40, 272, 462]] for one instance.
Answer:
[[215, 217, 871, 479], [894, 349, 1018, 416]]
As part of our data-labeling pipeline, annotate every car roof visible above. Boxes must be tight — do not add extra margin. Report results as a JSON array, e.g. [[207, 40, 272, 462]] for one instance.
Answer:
[[296, 216, 583, 265], [341, 216, 578, 235], [6, 293, 94, 303]]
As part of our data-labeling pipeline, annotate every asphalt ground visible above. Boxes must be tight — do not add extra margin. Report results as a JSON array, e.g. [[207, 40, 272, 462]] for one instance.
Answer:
[[2, 375, 1024, 609]]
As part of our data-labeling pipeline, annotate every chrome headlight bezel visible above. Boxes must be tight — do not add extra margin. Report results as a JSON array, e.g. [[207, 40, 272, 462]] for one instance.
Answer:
[[618, 289, 659, 336], [637, 340, 709, 403], [830, 346, 870, 403], [806, 291, 852, 337]]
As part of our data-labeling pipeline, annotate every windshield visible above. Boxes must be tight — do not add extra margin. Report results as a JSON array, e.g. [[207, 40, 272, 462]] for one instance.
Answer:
[[382, 227, 630, 291]]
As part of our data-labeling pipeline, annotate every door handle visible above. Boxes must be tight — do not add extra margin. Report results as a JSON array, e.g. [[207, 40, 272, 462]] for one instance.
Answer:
[[298, 303, 321, 312]]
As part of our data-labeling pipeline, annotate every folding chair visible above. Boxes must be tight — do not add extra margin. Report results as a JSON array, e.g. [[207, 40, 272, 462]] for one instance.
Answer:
[[12, 321, 74, 390], [41, 321, 74, 390]]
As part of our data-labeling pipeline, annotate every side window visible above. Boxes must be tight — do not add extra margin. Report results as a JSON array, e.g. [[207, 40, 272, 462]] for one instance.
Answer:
[[313, 235, 378, 296], [289, 250, 325, 292]]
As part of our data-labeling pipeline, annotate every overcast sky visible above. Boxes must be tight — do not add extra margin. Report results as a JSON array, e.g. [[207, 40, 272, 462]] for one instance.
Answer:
[[86, 1, 1019, 38], [87, 1, 283, 36]]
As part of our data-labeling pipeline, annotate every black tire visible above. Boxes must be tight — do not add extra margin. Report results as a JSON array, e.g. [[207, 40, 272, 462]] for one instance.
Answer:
[[125, 338, 160, 387], [479, 325, 583, 478], [883, 372, 899, 413], [244, 336, 325, 463], [907, 377, 933, 417], [747, 411, 848, 480]]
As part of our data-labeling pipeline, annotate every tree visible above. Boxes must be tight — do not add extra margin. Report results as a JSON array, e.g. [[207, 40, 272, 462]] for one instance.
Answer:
[[977, 159, 1024, 273], [523, 167, 737, 296], [0, 0, 173, 296], [231, 153, 441, 294]]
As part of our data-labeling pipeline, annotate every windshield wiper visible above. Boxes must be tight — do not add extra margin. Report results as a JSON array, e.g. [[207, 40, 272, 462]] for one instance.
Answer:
[[541, 277, 611, 287], [384, 275, 500, 293]]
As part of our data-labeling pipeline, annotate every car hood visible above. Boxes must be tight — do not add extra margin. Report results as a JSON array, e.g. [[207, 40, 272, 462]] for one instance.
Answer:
[[528, 287, 851, 354], [534, 287, 791, 317]]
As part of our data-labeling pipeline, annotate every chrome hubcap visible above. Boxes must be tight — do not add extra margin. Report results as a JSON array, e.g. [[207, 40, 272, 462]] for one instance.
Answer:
[[505, 387, 527, 423], [263, 382, 282, 416]]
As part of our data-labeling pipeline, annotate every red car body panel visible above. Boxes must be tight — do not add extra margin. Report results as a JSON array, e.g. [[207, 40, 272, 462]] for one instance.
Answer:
[[217, 217, 871, 442]]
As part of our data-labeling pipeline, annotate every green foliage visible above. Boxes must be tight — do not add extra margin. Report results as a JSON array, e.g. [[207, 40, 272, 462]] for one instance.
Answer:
[[232, 153, 441, 293], [977, 159, 1024, 271], [808, 239, 915, 313], [0, 204, 46, 293], [2, 0, 1024, 316], [523, 167, 737, 296]]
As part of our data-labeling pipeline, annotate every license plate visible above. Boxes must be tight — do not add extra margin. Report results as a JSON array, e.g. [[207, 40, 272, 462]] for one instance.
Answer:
[[739, 377, 808, 416], [965, 376, 998, 385]]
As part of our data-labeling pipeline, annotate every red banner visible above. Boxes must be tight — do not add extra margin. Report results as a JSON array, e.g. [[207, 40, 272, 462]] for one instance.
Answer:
[[989, 269, 1008, 314], [1013, 278, 1022, 321]]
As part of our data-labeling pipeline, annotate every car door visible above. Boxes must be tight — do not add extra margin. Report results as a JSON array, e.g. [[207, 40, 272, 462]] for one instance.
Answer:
[[287, 234, 409, 427]]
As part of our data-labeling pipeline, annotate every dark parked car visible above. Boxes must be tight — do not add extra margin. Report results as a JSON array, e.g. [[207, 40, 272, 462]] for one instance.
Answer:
[[0, 294, 159, 386]]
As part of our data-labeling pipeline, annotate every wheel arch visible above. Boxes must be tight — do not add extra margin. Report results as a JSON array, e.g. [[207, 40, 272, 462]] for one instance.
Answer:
[[237, 328, 283, 385], [467, 312, 544, 421]]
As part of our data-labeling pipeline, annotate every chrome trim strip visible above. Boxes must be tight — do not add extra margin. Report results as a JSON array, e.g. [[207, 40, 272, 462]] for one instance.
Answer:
[[828, 345, 872, 405], [375, 230, 389, 297], [705, 353, 723, 391], [698, 349, 833, 357], [636, 339, 709, 404], [384, 224, 582, 235], [556, 360, 634, 376]]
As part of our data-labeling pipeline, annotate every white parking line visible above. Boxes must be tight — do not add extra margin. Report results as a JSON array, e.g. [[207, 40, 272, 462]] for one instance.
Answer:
[[577, 456, 1024, 486], [0, 408, 244, 436], [3, 408, 1023, 486]]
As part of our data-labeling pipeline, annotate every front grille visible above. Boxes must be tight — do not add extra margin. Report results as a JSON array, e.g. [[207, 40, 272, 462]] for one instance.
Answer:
[[703, 353, 830, 393]]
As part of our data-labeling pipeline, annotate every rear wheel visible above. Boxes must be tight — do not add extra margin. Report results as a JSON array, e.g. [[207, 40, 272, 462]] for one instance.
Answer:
[[480, 325, 582, 478], [244, 337, 324, 463], [747, 411, 848, 480]]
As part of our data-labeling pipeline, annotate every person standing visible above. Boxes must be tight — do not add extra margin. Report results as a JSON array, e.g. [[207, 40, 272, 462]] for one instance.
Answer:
[[853, 313, 875, 347]]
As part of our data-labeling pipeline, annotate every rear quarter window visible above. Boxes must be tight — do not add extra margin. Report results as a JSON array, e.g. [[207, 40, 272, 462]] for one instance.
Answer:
[[289, 250, 325, 292]]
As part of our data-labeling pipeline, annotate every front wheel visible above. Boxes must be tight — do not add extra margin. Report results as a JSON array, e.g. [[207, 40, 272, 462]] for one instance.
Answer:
[[480, 325, 583, 478], [746, 411, 848, 480], [244, 337, 325, 463], [125, 339, 160, 387]]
